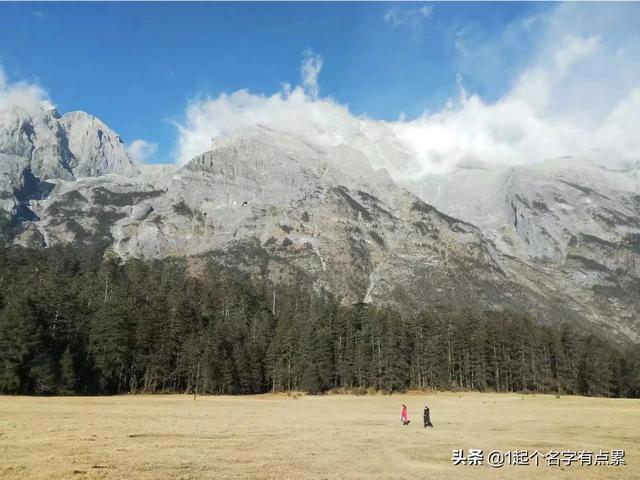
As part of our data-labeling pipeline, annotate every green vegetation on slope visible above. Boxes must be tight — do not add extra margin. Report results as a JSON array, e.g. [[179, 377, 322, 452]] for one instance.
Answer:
[[0, 244, 638, 397]]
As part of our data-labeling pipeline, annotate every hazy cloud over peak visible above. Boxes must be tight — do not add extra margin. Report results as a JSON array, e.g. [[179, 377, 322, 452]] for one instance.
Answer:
[[172, 4, 640, 178], [0, 66, 51, 116], [126, 139, 158, 163], [301, 49, 323, 99]]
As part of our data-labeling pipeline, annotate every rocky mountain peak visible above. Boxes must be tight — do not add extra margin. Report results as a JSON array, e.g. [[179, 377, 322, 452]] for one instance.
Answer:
[[59, 110, 138, 177], [0, 102, 139, 224]]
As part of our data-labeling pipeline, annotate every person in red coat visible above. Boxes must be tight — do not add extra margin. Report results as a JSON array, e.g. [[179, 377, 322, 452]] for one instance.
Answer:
[[401, 404, 410, 425]]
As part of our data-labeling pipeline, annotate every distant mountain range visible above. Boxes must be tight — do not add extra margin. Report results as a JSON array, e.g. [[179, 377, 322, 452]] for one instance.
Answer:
[[1, 102, 638, 343]]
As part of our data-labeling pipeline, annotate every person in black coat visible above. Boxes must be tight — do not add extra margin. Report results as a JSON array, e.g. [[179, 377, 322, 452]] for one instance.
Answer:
[[423, 405, 434, 428]]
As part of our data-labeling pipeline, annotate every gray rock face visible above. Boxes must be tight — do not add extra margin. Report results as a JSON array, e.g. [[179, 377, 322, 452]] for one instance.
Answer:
[[0, 106, 72, 214], [24, 127, 516, 312], [409, 158, 640, 342], [59, 111, 138, 178], [0, 102, 138, 220]]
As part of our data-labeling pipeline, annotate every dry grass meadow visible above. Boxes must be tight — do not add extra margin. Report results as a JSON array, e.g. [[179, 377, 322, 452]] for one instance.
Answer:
[[0, 392, 638, 480]]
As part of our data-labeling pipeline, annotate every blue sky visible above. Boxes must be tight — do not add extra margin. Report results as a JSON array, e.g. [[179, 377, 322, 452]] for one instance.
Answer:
[[0, 2, 638, 170], [0, 2, 551, 163]]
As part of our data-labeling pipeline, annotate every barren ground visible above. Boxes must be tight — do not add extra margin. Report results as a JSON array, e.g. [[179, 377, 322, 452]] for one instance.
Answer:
[[0, 392, 638, 479]]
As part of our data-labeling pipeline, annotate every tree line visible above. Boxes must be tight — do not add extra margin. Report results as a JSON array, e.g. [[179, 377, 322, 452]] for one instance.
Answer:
[[0, 244, 638, 397]]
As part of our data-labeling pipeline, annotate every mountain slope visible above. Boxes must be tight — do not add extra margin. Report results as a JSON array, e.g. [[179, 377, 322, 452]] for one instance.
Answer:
[[408, 158, 640, 341], [0, 103, 138, 225], [1, 106, 638, 342], [9, 126, 591, 332]]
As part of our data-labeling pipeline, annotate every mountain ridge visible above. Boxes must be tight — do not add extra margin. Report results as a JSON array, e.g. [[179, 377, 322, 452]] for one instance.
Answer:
[[1, 105, 638, 343], [0, 103, 138, 223]]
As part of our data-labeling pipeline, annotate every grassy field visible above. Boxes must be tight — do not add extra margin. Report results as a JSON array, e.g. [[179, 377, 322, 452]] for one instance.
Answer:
[[0, 392, 638, 480]]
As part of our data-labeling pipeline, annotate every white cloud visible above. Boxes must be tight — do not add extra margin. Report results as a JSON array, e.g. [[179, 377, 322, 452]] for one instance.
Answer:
[[553, 35, 600, 76], [384, 5, 433, 28], [300, 49, 323, 99], [126, 139, 158, 163], [175, 87, 366, 166], [454, 28, 469, 56], [175, 4, 640, 178], [0, 66, 51, 116], [390, 30, 636, 177]]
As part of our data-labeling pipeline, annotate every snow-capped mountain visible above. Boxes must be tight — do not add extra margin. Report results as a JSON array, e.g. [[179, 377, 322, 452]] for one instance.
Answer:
[[406, 158, 640, 341], [18, 126, 526, 316], [1, 105, 638, 343]]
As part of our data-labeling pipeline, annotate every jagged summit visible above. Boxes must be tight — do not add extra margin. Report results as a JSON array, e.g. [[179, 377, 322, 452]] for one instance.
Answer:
[[185, 125, 395, 201], [60, 111, 138, 178], [0, 102, 138, 220], [0, 102, 138, 178]]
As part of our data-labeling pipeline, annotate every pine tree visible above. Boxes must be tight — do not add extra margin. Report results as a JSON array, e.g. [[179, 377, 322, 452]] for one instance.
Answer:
[[89, 298, 134, 393], [0, 243, 637, 398], [301, 364, 322, 394], [577, 335, 613, 397], [29, 352, 58, 395], [60, 346, 77, 395], [0, 297, 42, 393]]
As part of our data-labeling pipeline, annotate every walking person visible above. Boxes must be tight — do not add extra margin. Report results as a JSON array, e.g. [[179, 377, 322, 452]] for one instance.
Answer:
[[401, 404, 410, 425], [423, 404, 434, 428]]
